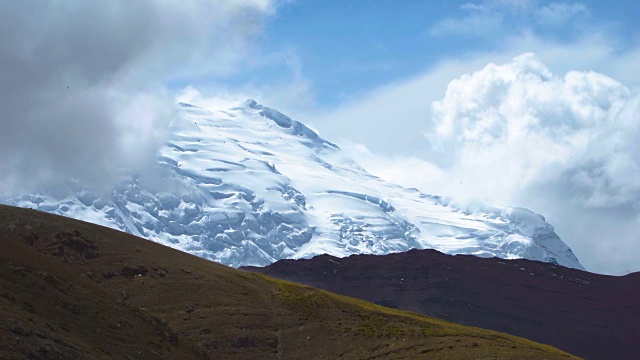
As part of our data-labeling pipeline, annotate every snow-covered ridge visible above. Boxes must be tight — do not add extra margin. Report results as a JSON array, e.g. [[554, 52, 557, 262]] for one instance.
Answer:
[[4, 100, 584, 269]]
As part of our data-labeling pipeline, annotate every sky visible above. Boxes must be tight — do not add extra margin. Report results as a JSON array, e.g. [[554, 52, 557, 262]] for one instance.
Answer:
[[2, 0, 639, 274]]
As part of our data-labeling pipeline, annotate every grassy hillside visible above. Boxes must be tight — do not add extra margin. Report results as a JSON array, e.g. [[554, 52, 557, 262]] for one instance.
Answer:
[[0, 205, 579, 359], [244, 250, 640, 359]]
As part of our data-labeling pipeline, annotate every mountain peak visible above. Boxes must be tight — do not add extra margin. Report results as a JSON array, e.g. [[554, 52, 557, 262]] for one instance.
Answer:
[[232, 98, 263, 110], [2, 102, 584, 270]]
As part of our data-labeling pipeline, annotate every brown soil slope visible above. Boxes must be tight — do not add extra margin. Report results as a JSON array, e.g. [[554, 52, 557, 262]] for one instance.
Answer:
[[0, 205, 578, 359], [245, 249, 640, 360]]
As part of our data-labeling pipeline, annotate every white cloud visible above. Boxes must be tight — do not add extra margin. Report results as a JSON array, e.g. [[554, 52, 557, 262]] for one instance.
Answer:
[[340, 142, 448, 194], [177, 86, 253, 111], [484, 0, 535, 9], [428, 1, 587, 37], [429, 53, 638, 207], [175, 47, 316, 120], [308, 56, 495, 159], [535, 2, 588, 27], [329, 53, 640, 274], [311, 30, 640, 157], [428, 2, 504, 37]]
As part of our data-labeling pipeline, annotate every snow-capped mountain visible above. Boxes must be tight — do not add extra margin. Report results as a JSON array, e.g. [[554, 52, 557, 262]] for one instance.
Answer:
[[4, 100, 584, 269]]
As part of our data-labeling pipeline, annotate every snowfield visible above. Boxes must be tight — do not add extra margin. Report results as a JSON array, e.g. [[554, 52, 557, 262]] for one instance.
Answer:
[[5, 100, 584, 269]]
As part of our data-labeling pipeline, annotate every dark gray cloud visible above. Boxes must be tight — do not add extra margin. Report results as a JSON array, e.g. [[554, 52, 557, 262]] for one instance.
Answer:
[[0, 0, 277, 192]]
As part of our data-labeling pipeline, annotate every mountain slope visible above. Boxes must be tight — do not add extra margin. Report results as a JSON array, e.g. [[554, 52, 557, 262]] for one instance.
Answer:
[[0, 205, 579, 359], [4, 100, 583, 269], [244, 249, 640, 360]]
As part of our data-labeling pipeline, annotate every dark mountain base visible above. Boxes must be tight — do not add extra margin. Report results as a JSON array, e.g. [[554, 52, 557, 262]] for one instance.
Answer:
[[244, 249, 640, 359]]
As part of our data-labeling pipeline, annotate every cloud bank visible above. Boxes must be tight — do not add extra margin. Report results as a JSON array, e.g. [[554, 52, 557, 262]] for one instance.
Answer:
[[0, 0, 280, 192], [429, 53, 637, 206], [430, 54, 640, 274], [343, 54, 640, 274]]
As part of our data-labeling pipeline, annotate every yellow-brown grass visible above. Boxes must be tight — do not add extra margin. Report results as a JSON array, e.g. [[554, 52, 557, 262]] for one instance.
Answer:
[[0, 205, 580, 359]]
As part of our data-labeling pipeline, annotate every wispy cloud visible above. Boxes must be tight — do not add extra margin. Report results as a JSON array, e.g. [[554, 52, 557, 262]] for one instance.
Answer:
[[428, 1, 588, 37], [176, 47, 316, 119], [427, 5, 504, 37], [535, 2, 589, 27]]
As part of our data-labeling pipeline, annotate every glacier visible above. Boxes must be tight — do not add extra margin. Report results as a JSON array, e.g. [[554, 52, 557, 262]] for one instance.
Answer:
[[3, 100, 584, 269]]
